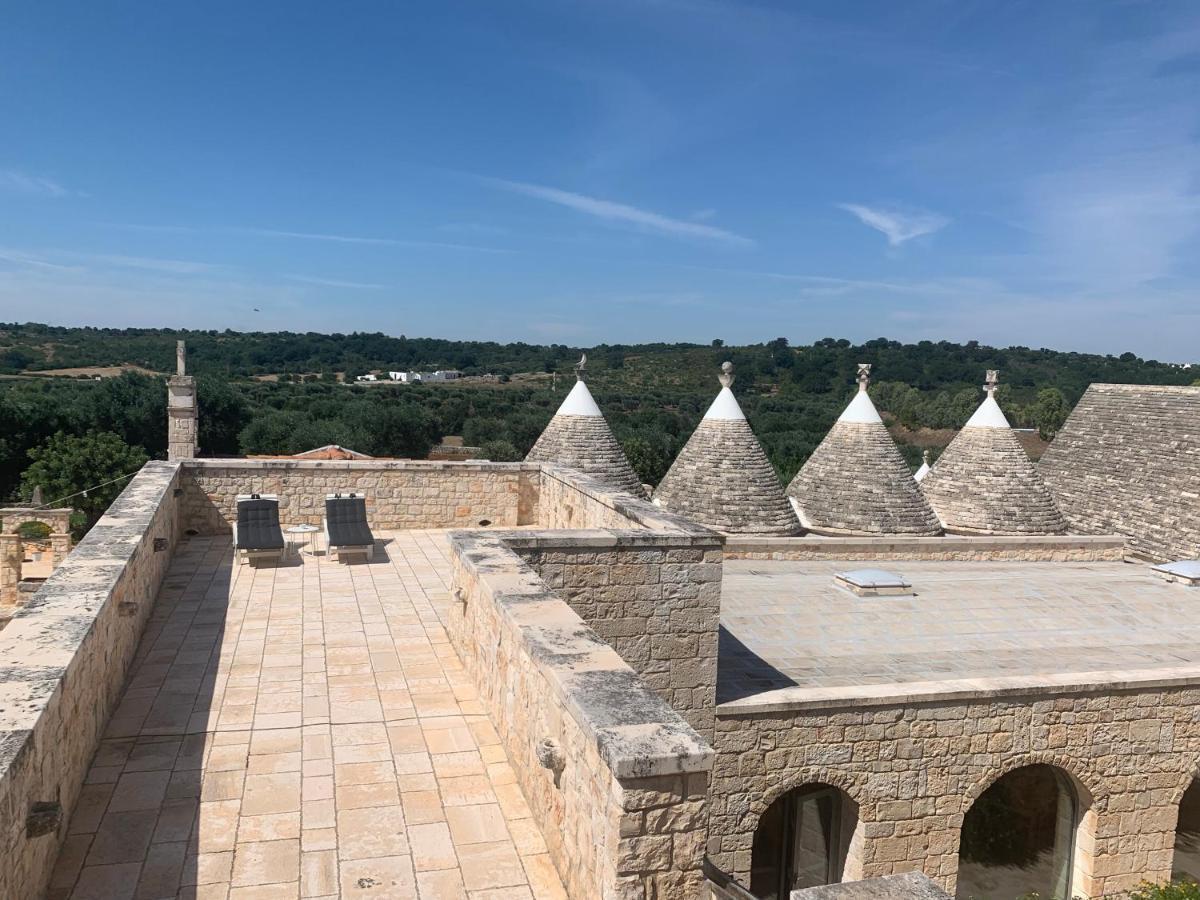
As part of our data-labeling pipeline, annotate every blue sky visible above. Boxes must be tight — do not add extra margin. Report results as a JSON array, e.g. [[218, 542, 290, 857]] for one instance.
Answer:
[[1, 1, 1198, 360]]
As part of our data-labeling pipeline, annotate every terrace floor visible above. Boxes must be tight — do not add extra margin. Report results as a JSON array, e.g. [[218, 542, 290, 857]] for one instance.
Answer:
[[719, 558, 1200, 708], [49, 530, 566, 900]]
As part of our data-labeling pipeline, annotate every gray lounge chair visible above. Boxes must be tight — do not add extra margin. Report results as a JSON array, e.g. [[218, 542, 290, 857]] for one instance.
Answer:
[[324, 493, 375, 561], [233, 494, 285, 565]]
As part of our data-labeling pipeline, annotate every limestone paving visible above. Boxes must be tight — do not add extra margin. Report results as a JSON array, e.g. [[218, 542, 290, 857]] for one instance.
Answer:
[[718, 558, 1200, 707], [48, 530, 565, 900]]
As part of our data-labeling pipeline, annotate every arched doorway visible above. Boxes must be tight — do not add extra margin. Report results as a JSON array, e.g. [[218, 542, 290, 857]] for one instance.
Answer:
[[750, 783, 858, 900], [957, 765, 1081, 899], [1172, 778, 1200, 882]]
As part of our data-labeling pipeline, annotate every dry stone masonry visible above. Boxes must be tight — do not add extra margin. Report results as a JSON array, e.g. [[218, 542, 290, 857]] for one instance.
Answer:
[[1041, 383, 1200, 561], [654, 364, 800, 535], [526, 367, 645, 497], [920, 372, 1066, 535], [788, 365, 941, 536]]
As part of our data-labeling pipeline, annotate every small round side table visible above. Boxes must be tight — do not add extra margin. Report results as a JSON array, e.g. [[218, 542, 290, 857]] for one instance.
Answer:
[[285, 524, 321, 557]]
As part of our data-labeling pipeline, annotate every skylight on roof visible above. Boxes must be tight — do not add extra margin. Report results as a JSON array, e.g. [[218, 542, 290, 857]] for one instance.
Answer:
[[834, 568, 913, 597], [1151, 560, 1200, 586]]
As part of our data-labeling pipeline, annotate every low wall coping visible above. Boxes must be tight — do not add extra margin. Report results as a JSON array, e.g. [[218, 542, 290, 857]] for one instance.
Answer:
[[182, 458, 541, 473], [0, 461, 180, 773], [717, 664, 1200, 717], [724, 533, 1126, 554], [452, 530, 714, 779], [498, 528, 723, 551]]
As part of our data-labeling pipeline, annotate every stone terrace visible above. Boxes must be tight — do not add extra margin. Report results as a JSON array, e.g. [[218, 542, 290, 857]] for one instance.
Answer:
[[48, 530, 567, 900], [719, 557, 1200, 711]]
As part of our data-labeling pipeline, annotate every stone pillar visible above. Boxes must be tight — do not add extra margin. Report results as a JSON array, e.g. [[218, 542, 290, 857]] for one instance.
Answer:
[[0, 534, 21, 610], [50, 533, 71, 567], [167, 340, 198, 460]]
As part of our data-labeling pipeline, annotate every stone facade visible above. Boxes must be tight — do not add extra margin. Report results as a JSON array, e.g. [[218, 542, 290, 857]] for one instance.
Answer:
[[447, 530, 714, 900], [654, 418, 801, 536], [527, 414, 645, 497], [921, 425, 1066, 535], [0, 461, 181, 900], [1041, 383, 1200, 561], [709, 683, 1200, 897], [513, 532, 723, 742], [787, 421, 941, 536], [178, 458, 540, 532], [0, 507, 74, 611]]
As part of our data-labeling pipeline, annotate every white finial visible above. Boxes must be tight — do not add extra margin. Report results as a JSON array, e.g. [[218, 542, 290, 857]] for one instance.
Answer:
[[176, 340, 187, 377], [575, 353, 587, 382], [718, 361, 734, 388], [856, 363, 871, 393], [984, 369, 999, 396], [923, 449, 930, 465]]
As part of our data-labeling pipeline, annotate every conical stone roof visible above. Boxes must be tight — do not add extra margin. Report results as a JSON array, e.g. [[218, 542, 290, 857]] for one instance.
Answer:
[[920, 371, 1067, 535], [786, 364, 941, 536], [653, 363, 800, 535], [525, 368, 644, 496]]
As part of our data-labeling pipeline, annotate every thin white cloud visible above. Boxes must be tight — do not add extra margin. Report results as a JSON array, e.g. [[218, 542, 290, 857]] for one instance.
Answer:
[[0, 169, 70, 197], [86, 253, 223, 275], [486, 177, 753, 246], [285, 275, 386, 290], [106, 222, 510, 254], [837, 203, 950, 246]]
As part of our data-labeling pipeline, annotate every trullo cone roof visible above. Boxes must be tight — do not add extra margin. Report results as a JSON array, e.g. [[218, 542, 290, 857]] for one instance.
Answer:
[[919, 377, 1067, 535], [786, 366, 941, 536], [525, 378, 645, 496], [653, 366, 800, 535]]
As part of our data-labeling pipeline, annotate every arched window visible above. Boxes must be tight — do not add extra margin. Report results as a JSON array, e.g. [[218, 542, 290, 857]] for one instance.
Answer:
[[751, 783, 857, 900], [1172, 778, 1200, 882], [957, 765, 1080, 900]]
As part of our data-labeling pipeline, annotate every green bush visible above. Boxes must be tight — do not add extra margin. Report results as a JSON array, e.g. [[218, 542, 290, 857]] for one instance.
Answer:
[[1129, 880, 1200, 900], [15, 520, 52, 540]]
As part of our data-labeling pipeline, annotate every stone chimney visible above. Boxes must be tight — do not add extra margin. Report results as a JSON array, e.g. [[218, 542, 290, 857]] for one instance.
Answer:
[[167, 340, 198, 460]]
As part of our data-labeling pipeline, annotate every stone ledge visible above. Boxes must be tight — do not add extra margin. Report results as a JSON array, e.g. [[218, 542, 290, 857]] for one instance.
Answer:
[[451, 530, 714, 778], [183, 457, 541, 473], [716, 664, 1200, 717], [724, 532, 1125, 561]]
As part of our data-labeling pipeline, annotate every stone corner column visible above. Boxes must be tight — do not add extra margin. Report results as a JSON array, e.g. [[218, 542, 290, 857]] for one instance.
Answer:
[[167, 374, 198, 460], [0, 534, 22, 610], [50, 533, 72, 567]]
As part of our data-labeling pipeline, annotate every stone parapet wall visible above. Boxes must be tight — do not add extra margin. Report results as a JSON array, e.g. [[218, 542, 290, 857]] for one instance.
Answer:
[[511, 530, 723, 742], [537, 463, 709, 532], [0, 461, 182, 900], [724, 533, 1126, 562], [447, 531, 714, 899], [178, 458, 540, 532], [710, 685, 1200, 897]]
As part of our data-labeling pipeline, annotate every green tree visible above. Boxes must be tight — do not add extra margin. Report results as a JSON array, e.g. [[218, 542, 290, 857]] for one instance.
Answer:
[[479, 439, 521, 461], [1030, 387, 1071, 439], [20, 431, 149, 534]]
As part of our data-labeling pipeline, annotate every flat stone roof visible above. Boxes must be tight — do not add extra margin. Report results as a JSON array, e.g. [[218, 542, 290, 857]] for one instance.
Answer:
[[48, 530, 566, 900], [718, 558, 1200, 714]]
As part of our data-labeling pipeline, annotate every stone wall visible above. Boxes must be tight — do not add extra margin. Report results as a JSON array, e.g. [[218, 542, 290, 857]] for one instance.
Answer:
[[723, 533, 1126, 562], [178, 458, 540, 532], [537, 464, 681, 531], [0, 461, 182, 900], [710, 683, 1200, 897], [447, 531, 714, 899], [512, 531, 723, 742], [1041, 383, 1200, 562]]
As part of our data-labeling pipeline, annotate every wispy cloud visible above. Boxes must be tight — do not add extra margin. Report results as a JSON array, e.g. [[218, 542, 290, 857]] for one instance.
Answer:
[[285, 275, 386, 290], [0, 247, 80, 271], [0, 169, 70, 197], [86, 253, 223, 275], [837, 203, 950, 246], [485, 177, 753, 246], [107, 222, 510, 254]]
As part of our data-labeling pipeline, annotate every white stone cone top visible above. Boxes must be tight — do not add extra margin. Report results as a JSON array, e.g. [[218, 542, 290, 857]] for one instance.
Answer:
[[703, 386, 746, 421], [838, 388, 883, 424], [964, 393, 1010, 429], [555, 379, 603, 417]]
